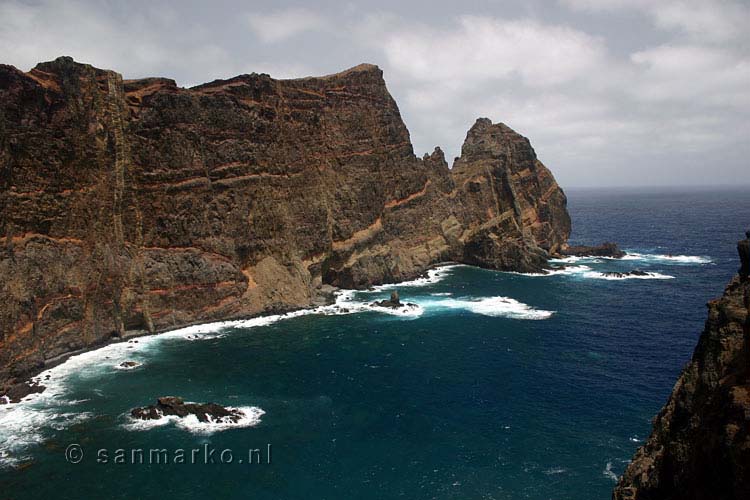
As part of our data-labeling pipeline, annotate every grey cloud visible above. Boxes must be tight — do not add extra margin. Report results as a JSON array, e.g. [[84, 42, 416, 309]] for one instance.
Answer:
[[0, 0, 747, 187]]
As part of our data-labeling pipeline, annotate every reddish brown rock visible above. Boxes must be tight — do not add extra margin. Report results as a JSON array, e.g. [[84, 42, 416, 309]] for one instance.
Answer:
[[0, 57, 570, 389]]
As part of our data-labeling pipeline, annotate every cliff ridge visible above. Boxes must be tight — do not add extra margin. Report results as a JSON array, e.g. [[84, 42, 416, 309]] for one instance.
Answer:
[[0, 57, 570, 391]]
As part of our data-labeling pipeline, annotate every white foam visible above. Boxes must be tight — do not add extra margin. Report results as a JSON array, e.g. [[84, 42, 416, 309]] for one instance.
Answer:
[[1, 280, 442, 464], [583, 270, 675, 280], [514, 265, 593, 277], [429, 296, 554, 320], [316, 290, 424, 318], [548, 256, 604, 264], [0, 316, 272, 466], [114, 361, 142, 371], [430, 292, 452, 296], [544, 466, 567, 475], [0, 406, 92, 466], [619, 252, 711, 264], [372, 264, 461, 290], [516, 265, 674, 280], [552, 252, 711, 265], [123, 405, 265, 435], [604, 461, 618, 482]]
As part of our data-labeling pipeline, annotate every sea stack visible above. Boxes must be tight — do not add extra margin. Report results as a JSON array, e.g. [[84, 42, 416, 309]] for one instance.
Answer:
[[373, 290, 405, 308]]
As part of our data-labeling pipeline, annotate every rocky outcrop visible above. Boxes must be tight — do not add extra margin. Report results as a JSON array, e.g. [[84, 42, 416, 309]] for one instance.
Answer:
[[0, 57, 570, 391], [562, 242, 625, 258], [613, 275, 750, 499], [451, 119, 571, 271], [371, 290, 417, 311], [0, 380, 45, 404], [373, 291, 403, 308], [601, 270, 649, 278], [131, 396, 243, 423]]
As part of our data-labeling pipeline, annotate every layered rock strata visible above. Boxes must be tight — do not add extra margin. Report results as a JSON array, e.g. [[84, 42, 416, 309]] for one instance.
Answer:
[[0, 57, 571, 391]]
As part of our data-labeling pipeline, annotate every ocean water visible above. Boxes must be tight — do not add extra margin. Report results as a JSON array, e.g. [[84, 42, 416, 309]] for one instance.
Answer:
[[1, 188, 749, 499]]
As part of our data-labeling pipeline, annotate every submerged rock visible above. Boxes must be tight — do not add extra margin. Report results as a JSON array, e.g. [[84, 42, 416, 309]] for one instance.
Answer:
[[118, 361, 140, 369], [130, 396, 244, 423]]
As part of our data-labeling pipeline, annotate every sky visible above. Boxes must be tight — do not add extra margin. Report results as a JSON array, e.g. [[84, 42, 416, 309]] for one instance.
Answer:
[[0, 0, 748, 188]]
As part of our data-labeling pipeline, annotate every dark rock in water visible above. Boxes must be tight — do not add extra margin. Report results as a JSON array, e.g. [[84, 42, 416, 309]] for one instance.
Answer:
[[372, 290, 417, 309], [0, 380, 46, 404], [131, 396, 243, 423], [601, 269, 649, 278], [613, 269, 750, 499], [561, 242, 625, 258], [118, 361, 139, 369], [738, 230, 750, 281]]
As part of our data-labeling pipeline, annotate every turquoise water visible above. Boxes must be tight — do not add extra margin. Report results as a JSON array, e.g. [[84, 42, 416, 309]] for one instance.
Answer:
[[1, 188, 748, 499]]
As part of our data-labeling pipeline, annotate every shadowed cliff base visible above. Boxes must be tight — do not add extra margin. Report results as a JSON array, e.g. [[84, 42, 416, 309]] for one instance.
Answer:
[[0, 56, 571, 392], [613, 263, 750, 499]]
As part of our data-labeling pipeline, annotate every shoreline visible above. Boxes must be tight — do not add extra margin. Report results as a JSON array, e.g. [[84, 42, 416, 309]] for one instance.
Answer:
[[4, 250, 665, 402], [1, 291, 337, 404], [1, 261, 463, 402]]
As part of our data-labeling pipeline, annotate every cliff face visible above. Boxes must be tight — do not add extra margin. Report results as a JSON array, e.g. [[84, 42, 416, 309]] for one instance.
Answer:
[[0, 56, 570, 391], [614, 277, 750, 500]]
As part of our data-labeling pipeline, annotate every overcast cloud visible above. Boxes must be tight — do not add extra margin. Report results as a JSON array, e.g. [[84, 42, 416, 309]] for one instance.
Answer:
[[0, 0, 747, 188]]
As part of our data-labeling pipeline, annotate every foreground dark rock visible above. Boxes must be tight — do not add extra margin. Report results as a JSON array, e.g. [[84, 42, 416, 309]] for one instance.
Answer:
[[0, 57, 570, 389], [613, 270, 750, 499], [739, 231, 749, 280], [0, 380, 46, 404], [131, 396, 243, 423], [561, 242, 625, 258]]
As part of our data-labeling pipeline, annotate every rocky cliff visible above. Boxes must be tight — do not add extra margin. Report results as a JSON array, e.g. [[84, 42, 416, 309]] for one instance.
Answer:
[[0, 56, 570, 392], [613, 276, 750, 499]]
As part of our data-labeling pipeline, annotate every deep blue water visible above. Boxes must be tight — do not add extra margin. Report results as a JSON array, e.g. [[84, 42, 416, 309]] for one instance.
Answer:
[[1, 188, 748, 499]]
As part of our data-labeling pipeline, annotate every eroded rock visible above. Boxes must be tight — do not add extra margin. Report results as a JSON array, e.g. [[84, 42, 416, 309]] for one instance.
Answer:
[[0, 58, 570, 388], [130, 396, 243, 423], [0, 381, 46, 404], [561, 242, 625, 258]]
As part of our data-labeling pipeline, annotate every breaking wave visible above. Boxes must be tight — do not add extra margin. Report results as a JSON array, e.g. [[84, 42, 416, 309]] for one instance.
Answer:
[[427, 296, 554, 320], [582, 270, 675, 280], [372, 264, 461, 290], [122, 406, 265, 434], [0, 263, 551, 466], [516, 265, 674, 280], [551, 252, 711, 265], [604, 461, 618, 481], [619, 252, 712, 264]]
